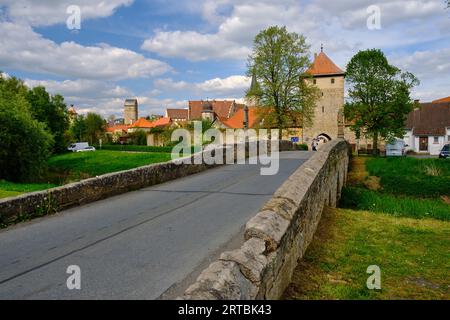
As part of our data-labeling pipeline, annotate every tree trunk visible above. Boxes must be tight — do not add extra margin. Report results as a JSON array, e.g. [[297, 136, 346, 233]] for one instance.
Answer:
[[372, 131, 379, 156]]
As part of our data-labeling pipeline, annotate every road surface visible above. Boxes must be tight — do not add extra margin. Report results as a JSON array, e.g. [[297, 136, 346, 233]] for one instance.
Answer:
[[0, 151, 312, 299]]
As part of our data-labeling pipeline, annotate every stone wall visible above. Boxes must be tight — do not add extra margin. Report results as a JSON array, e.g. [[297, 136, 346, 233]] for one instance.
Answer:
[[0, 141, 296, 225], [182, 139, 350, 300]]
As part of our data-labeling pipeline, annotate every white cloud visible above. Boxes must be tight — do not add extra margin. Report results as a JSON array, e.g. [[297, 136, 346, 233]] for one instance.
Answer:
[[24, 79, 132, 100], [142, 31, 250, 61], [1, 0, 133, 27], [391, 48, 450, 80], [154, 75, 250, 98], [0, 22, 172, 80]]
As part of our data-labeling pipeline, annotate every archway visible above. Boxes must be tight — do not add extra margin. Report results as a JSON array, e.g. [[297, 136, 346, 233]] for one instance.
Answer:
[[316, 133, 332, 143]]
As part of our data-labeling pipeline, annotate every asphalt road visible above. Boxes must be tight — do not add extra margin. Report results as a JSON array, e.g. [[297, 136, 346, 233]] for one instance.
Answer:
[[0, 151, 312, 300]]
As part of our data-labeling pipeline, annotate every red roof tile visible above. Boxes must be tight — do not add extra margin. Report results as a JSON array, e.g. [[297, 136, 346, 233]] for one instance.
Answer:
[[166, 109, 188, 120], [307, 52, 344, 76], [188, 100, 244, 120], [432, 96, 450, 103], [106, 124, 129, 133], [131, 118, 154, 128], [220, 107, 259, 129]]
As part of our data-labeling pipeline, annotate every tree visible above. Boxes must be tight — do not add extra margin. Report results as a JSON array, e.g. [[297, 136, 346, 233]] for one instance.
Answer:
[[84, 113, 106, 145], [0, 75, 54, 182], [344, 49, 419, 154], [26, 86, 70, 153], [70, 115, 87, 142], [246, 26, 320, 137]]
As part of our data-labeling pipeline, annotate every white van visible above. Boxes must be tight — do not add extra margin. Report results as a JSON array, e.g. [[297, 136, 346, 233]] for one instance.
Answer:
[[67, 142, 89, 152], [386, 139, 406, 157]]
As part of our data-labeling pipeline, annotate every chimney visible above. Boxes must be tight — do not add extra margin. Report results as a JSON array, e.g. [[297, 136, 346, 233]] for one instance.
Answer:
[[414, 99, 420, 104], [243, 105, 249, 130]]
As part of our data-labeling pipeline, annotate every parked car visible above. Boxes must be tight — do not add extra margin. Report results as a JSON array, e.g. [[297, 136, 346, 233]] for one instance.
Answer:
[[386, 139, 406, 157], [439, 144, 449, 159], [68, 142, 89, 152], [76, 146, 96, 153]]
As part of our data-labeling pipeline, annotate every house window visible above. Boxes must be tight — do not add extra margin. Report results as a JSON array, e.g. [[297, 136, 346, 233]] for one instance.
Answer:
[[313, 79, 317, 85], [331, 78, 335, 84], [434, 137, 439, 144]]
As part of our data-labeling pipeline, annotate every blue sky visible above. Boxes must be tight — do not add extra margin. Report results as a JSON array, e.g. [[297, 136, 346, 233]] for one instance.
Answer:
[[1, 0, 449, 117]]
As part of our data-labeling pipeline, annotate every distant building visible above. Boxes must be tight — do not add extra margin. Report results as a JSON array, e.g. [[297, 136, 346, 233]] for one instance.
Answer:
[[68, 104, 78, 124], [124, 99, 138, 125], [188, 100, 244, 121], [404, 101, 450, 155], [165, 109, 188, 122]]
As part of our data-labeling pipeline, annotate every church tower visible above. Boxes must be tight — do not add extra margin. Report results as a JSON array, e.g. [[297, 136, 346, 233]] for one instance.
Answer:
[[245, 71, 261, 107], [303, 46, 345, 143]]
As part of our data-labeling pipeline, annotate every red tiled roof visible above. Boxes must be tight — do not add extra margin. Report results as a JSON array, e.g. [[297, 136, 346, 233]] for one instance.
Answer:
[[166, 108, 188, 120], [132, 117, 172, 128], [220, 107, 259, 129], [106, 124, 129, 133], [432, 96, 450, 104], [151, 117, 172, 127], [188, 100, 244, 120], [307, 52, 344, 76], [406, 103, 450, 136], [131, 118, 154, 128]]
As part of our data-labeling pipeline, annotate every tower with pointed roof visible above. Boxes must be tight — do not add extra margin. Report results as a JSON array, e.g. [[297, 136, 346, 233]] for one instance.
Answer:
[[303, 47, 346, 143], [245, 71, 261, 107]]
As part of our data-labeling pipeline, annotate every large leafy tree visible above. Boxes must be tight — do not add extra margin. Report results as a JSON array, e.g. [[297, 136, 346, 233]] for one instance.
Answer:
[[85, 112, 106, 145], [0, 75, 54, 182], [26, 86, 70, 153], [246, 26, 319, 136], [344, 49, 419, 154]]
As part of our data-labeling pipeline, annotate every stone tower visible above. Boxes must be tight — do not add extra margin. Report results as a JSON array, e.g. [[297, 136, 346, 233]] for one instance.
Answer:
[[303, 47, 345, 143], [124, 99, 138, 125]]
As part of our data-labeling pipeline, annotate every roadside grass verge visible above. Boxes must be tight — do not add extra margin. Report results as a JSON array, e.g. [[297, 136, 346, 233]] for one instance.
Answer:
[[283, 208, 450, 300], [340, 187, 450, 221], [47, 150, 172, 180], [0, 150, 173, 198], [0, 180, 58, 199], [365, 157, 450, 198]]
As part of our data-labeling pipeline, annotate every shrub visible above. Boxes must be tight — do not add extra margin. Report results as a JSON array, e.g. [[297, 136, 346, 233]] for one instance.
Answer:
[[0, 93, 54, 182]]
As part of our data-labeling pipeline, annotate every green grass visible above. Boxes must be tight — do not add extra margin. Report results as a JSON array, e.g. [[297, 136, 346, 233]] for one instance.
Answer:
[[0, 150, 172, 198], [47, 150, 172, 179], [0, 180, 58, 199], [97, 144, 174, 153], [283, 208, 450, 300], [365, 157, 450, 198], [340, 187, 450, 221]]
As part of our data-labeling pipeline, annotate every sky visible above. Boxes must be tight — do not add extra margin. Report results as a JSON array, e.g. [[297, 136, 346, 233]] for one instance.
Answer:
[[0, 0, 449, 118]]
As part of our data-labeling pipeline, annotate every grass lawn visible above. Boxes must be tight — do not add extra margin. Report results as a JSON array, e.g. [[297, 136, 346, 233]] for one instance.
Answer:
[[284, 156, 450, 300], [47, 150, 172, 180], [365, 157, 450, 198], [341, 187, 450, 221], [283, 208, 450, 300], [0, 150, 173, 199]]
